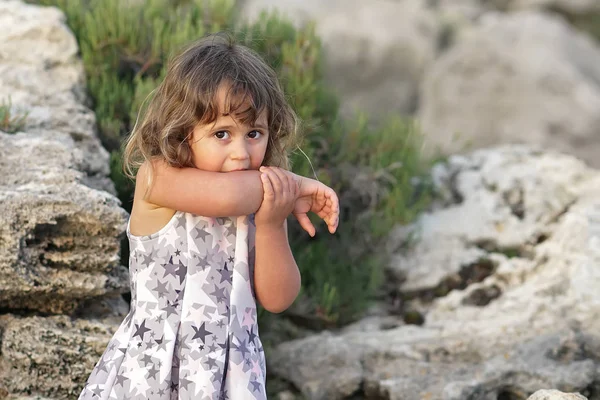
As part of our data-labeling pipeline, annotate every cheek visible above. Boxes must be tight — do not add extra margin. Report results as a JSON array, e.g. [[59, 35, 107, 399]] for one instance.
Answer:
[[259, 142, 269, 162], [191, 143, 222, 170]]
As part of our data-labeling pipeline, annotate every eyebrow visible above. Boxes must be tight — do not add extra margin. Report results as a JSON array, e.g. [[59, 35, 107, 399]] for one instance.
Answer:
[[211, 123, 268, 131]]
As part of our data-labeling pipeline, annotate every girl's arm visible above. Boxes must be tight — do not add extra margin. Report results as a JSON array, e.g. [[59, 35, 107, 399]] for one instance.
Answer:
[[138, 160, 264, 217], [253, 167, 301, 313], [254, 220, 300, 313], [138, 161, 339, 235]]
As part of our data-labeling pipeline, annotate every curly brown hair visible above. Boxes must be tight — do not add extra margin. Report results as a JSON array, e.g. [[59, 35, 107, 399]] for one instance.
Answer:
[[123, 33, 299, 184]]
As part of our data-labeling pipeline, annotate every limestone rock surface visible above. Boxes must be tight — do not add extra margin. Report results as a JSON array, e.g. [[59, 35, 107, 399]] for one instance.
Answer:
[[0, 0, 114, 193], [0, 0, 129, 315], [270, 146, 600, 400], [418, 11, 600, 167], [0, 314, 122, 398]]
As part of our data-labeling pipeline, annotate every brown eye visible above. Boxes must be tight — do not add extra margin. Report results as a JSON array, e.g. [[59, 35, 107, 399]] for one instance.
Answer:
[[214, 131, 229, 139], [248, 130, 262, 139]]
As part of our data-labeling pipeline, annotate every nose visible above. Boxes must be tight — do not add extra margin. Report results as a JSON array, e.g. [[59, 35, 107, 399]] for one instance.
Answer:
[[231, 139, 250, 161]]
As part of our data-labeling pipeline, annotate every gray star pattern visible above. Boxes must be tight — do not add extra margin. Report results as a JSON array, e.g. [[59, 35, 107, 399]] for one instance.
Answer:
[[247, 326, 258, 345], [233, 338, 250, 358], [133, 320, 151, 341], [162, 256, 179, 280], [205, 356, 218, 370], [94, 358, 108, 374], [91, 385, 102, 397], [194, 227, 211, 241], [163, 301, 179, 318], [115, 374, 128, 387], [192, 322, 212, 343], [140, 354, 152, 366], [141, 252, 154, 268], [218, 263, 232, 284], [210, 285, 228, 304]]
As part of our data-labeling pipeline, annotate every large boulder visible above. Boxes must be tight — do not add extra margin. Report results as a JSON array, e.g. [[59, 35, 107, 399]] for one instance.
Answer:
[[0, 312, 123, 399], [269, 146, 600, 399], [0, 0, 114, 193], [418, 11, 600, 168], [0, 133, 129, 314], [239, 0, 441, 118], [0, 0, 129, 315], [388, 146, 583, 293]]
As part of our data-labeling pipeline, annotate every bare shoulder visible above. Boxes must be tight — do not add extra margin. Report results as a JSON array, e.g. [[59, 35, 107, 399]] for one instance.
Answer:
[[128, 160, 177, 237]]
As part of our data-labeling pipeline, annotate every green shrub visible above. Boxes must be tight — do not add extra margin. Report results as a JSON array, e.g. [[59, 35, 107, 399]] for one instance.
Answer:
[[569, 14, 600, 42], [538, 3, 600, 43], [34, 0, 432, 329]]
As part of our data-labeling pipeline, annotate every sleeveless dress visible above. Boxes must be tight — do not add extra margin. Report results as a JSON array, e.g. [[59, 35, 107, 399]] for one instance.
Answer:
[[78, 211, 267, 400]]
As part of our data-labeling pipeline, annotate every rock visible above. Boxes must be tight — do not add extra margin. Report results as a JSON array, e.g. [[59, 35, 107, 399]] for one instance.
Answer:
[[419, 147, 600, 348], [8, 397, 56, 400], [239, 0, 440, 118], [270, 146, 600, 399], [273, 328, 598, 400], [277, 391, 297, 400], [505, 0, 600, 15], [7, 397, 56, 400], [528, 389, 588, 400], [0, 0, 129, 314], [0, 0, 114, 193], [435, 0, 600, 17], [0, 314, 120, 398], [0, 134, 129, 314], [269, 332, 364, 400], [434, 0, 490, 20], [364, 333, 596, 399], [418, 11, 600, 168], [388, 146, 587, 293]]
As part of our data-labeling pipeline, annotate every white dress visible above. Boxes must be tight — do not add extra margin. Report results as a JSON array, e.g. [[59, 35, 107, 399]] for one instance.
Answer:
[[78, 212, 267, 400]]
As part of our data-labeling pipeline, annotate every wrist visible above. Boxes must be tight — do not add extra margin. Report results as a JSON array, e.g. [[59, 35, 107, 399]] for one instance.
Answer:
[[291, 174, 310, 196], [255, 221, 286, 235]]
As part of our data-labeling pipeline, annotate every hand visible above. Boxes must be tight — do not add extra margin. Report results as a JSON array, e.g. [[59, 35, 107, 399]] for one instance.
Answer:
[[254, 166, 299, 229], [292, 176, 340, 237]]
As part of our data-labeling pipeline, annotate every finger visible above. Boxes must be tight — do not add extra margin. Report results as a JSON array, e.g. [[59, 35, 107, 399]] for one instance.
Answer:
[[316, 207, 337, 234], [330, 204, 340, 232], [270, 167, 290, 194], [264, 167, 284, 196], [328, 189, 340, 231], [318, 190, 339, 233], [293, 213, 316, 237], [261, 172, 275, 200]]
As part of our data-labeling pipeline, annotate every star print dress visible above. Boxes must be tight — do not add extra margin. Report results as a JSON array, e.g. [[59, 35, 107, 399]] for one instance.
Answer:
[[78, 212, 267, 400]]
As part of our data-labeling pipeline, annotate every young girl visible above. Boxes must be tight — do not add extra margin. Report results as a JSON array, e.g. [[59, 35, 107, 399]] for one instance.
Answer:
[[78, 34, 339, 400]]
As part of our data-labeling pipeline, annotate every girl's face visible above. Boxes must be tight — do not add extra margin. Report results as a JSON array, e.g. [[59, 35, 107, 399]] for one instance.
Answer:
[[189, 85, 269, 172]]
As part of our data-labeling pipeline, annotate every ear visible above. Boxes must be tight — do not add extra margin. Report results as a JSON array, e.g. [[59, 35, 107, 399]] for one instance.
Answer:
[[185, 129, 194, 144]]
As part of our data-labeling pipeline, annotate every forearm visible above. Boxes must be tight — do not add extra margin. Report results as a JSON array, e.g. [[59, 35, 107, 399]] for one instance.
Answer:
[[205, 170, 265, 216], [145, 161, 265, 216], [253, 222, 301, 313], [285, 171, 324, 199]]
